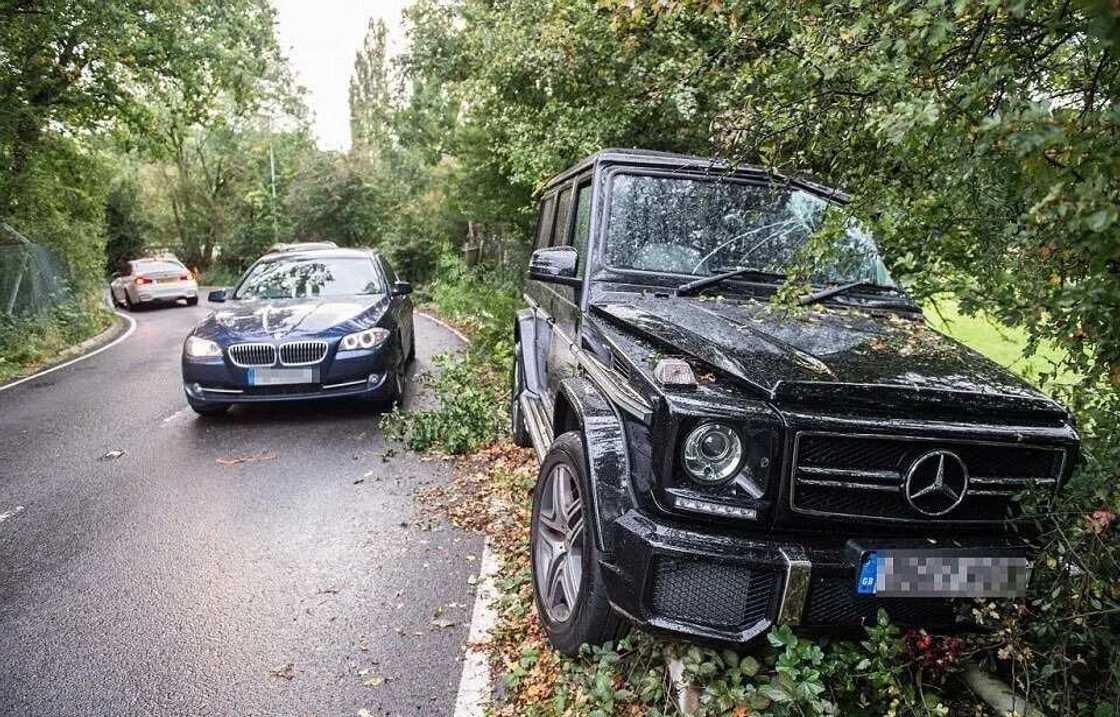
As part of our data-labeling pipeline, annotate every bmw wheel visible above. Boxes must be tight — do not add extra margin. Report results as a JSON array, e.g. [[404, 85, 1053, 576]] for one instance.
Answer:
[[371, 365, 405, 411], [531, 432, 621, 655], [510, 345, 532, 448]]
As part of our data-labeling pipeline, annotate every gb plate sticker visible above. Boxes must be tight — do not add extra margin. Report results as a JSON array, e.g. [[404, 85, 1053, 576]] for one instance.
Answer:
[[857, 551, 878, 595]]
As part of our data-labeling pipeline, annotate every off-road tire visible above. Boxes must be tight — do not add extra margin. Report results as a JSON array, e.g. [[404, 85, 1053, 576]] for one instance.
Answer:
[[531, 431, 623, 656]]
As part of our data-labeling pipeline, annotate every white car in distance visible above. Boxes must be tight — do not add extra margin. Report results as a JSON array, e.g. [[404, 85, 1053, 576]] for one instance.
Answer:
[[110, 258, 199, 310]]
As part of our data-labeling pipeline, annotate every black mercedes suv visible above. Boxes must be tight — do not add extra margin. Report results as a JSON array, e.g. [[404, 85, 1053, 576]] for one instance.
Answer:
[[511, 149, 1079, 655]]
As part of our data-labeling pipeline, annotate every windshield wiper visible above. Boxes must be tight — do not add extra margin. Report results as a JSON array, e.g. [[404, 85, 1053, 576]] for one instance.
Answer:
[[798, 281, 905, 306], [676, 267, 784, 296]]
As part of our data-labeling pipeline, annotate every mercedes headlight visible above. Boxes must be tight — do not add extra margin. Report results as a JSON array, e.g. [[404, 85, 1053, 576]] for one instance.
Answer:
[[681, 422, 743, 484], [185, 335, 222, 359], [340, 327, 389, 351]]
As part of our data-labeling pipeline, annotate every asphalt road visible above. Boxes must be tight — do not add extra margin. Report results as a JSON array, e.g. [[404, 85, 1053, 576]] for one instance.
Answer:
[[0, 299, 483, 716]]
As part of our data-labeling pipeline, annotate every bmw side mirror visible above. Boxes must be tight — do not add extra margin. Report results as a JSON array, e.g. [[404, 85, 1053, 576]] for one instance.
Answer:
[[529, 246, 580, 287], [392, 280, 412, 296], [208, 289, 227, 303]]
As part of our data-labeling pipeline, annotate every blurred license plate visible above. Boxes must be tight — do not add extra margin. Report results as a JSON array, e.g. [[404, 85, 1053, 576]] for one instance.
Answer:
[[856, 549, 1032, 598], [248, 368, 316, 386], [156, 277, 178, 283]]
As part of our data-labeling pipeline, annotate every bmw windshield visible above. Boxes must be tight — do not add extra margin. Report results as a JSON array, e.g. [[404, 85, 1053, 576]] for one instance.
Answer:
[[604, 173, 895, 287], [234, 256, 386, 300]]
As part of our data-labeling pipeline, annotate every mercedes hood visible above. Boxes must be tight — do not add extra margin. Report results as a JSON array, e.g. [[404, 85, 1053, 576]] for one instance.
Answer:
[[590, 294, 1067, 421]]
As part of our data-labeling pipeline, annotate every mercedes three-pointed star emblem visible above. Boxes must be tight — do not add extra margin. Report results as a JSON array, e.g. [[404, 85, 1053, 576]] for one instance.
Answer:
[[904, 450, 969, 516]]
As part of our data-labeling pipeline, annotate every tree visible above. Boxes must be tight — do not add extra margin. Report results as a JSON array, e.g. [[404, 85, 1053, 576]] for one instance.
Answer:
[[104, 176, 147, 274], [349, 18, 395, 152]]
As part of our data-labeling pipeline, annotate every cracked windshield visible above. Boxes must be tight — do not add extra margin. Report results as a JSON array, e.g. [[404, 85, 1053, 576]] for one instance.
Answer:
[[606, 174, 895, 286], [0, 0, 1114, 716]]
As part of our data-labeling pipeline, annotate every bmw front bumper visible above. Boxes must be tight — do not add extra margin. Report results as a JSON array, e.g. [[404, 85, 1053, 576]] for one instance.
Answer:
[[181, 342, 401, 405]]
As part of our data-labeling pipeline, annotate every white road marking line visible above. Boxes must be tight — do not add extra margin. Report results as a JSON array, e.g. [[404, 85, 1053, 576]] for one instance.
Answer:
[[0, 506, 25, 525], [453, 539, 500, 717], [427, 314, 498, 717], [0, 299, 137, 394], [416, 311, 470, 345]]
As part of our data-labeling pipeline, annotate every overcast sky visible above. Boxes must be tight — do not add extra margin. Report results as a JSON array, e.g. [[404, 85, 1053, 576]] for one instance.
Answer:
[[272, 0, 410, 151]]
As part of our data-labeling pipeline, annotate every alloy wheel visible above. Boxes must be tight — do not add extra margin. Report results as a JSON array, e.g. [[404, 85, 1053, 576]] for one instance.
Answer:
[[533, 463, 585, 623]]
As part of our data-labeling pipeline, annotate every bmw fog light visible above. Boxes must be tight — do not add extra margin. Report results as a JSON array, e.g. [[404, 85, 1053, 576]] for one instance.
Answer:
[[682, 422, 743, 484]]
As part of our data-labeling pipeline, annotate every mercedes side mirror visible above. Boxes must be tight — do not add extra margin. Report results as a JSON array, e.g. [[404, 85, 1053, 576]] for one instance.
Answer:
[[529, 246, 580, 287], [392, 280, 412, 296], [208, 289, 227, 303]]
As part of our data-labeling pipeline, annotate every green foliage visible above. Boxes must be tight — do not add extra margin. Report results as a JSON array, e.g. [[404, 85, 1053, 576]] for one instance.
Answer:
[[425, 254, 522, 371], [2, 136, 111, 296], [0, 297, 112, 382], [104, 175, 148, 275], [380, 254, 521, 454], [196, 266, 242, 288], [381, 352, 505, 455]]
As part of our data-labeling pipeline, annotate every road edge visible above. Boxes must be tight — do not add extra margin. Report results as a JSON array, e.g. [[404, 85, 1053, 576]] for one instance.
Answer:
[[415, 310, 498, 717], [415, 310, 471, 344], [0, 307, 136, 393], [453, 540, 500, 717]]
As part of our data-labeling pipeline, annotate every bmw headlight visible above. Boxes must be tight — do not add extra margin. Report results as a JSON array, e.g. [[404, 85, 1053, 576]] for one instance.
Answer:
[[681, 422, 743, 484], [185, 335, 222, 359], [340, 327, 390, 351]]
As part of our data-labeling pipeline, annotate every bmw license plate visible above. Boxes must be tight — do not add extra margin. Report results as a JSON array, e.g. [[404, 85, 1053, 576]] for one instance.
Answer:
[[856, 549, 1032, 598], [248, 367, 317, 386]]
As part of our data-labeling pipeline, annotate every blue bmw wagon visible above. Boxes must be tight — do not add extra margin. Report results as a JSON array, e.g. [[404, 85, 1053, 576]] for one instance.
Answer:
[[181, 247, 414, 416]]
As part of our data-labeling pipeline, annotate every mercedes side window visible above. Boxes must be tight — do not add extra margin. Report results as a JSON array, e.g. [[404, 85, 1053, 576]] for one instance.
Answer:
[[571, 182, 592, 270], [535, 195, 556, 250], [550, 186, 573, 246]]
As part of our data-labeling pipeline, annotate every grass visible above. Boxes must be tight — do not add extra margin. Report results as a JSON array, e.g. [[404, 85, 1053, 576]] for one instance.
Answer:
[[0, 298, 114, 382], [923, 297, 1074, 389]]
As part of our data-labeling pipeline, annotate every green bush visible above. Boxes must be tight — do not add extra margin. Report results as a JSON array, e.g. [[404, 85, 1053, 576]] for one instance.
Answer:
[[196, 266, 242, 288], [425, 253, 522, 372], [0, 297, 112, 382], [381, 351, 506, 455]]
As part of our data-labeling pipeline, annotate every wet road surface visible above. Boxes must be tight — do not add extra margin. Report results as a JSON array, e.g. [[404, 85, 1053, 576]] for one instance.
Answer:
[[0, 299, 481, 716]]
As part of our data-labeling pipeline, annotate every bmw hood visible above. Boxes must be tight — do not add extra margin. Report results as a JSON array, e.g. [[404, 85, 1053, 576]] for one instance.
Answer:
[[193, 296, 389, 342], [590, 294, 1068, 420]]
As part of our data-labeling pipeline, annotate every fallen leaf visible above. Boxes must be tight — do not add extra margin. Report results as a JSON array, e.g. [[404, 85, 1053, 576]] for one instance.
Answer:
[[99, 449, 126, 461], [431, 618, 457, 630], [270, 663, 296, 680], [217, 451, 277, 466], [1087, 509, 1116, 535], [363, 676, 384, 688]]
